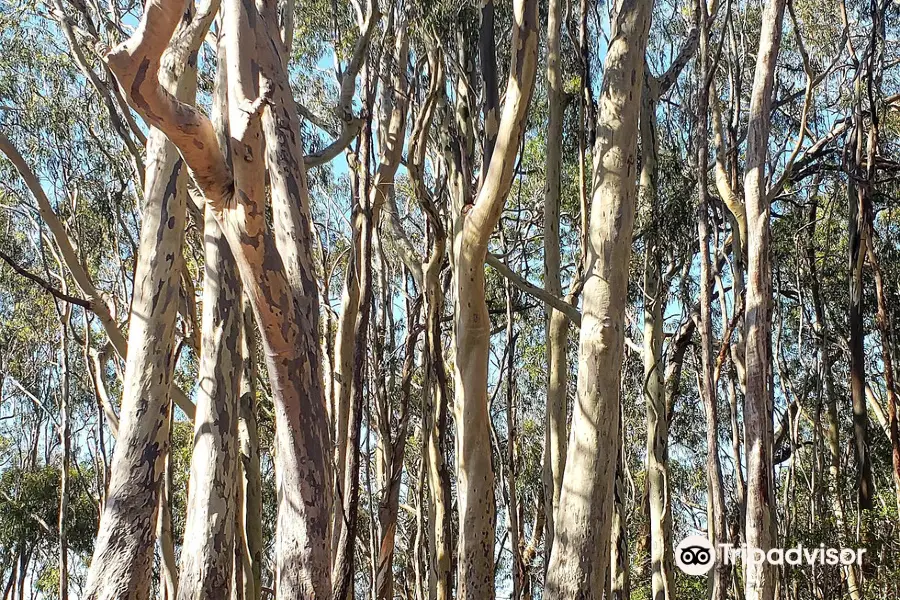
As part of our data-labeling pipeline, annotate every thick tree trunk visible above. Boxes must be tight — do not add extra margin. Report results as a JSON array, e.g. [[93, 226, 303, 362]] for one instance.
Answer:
[[544, 0, 651, 595], [451, 2, 538, 596], [256, 1, 334, 594], [543, 0, 568, 559], [742, 0, 786, 598], [83, 5, 214, 596]]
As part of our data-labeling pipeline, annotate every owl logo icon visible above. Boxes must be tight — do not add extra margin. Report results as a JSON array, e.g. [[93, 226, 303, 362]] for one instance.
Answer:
[[675, 535, 716, 575]]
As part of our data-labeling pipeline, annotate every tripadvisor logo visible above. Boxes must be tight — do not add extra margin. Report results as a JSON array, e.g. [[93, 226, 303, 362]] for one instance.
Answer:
[[675, 535, 716, 575], [674, 535, 867, 576]]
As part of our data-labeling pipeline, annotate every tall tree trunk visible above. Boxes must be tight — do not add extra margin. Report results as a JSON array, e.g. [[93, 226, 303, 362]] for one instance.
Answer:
[[742, 0, 787, 598], [544, 0, 652, 595], [451, 1, 538, 596], [847, 118, 874, 511], [83, 4, 215, 596], [103, 0, 332, 592], [176, 4, 246, 596], [696, 9, 728, 598], [237, 297, 263, 600], [177, 205, 243, 599], [57, 305, 71, 600], [256, 0, 334, 592], [543, 0, 568, 560], [639, 82, 674, 600]]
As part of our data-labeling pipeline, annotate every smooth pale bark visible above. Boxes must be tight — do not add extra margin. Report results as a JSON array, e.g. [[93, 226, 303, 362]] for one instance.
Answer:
[[544, 0, 651, 595], [742, 0, 786, 598], [103, 0, 332, 593], [83, 4, 214, 596], [639, 85, 674, 600], [543, 0, 568, 558], [57, 307, 71, 600], [696, 9, 728, 598], [451, 1, 538, 596]]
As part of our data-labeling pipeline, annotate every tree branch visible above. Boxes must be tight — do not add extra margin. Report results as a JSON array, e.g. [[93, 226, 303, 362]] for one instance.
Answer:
[[0, 248, 92, 309]]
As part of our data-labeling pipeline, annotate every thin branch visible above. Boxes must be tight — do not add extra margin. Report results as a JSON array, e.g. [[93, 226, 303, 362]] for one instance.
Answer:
[[0, 248, 92, 309]]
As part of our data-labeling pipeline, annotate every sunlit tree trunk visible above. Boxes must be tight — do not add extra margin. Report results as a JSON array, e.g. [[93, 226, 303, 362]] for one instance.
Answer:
[[742, 0, 786, 598], [83, 4, 215, 596], [451, 1, 538, 596], [543, 0, 569, 558], [103, 0, 332, 593], [544, 0, 652, 595]]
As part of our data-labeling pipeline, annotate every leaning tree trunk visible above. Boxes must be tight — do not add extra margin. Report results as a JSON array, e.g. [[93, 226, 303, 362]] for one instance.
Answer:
[[544, 0, 652, 595], [543, 0, 569, 558], [83, 4, 215, 597], [742, 0, 786, 598], [451, 1, 538, 597]]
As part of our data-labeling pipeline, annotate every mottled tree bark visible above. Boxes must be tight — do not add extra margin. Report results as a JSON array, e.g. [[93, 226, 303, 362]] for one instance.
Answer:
[[544, 0, 652, 595], [83, 3, 215, 596], [103, 0, 332, 593], [177, 209, 242, 599]]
